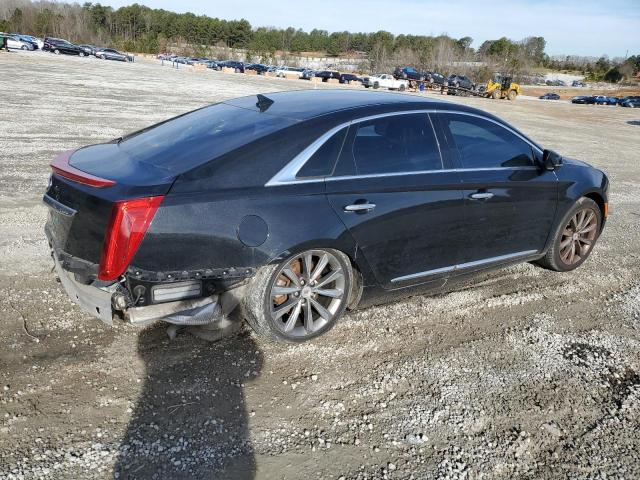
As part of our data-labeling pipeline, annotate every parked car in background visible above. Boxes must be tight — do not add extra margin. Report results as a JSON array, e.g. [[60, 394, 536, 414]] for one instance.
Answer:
[[245, 63, 269, 74], [78, 44, 98, 56], [393, 66, 426, 81], [339, 73, 362, 84], [5, 35, 35, 50], [315, 70, 341, 81], [275, 66, 305, 78], [43, 38, 83, 56], [618, 96, 640, 108], [447, 74, 473, 93], [425, 71, 447, 86], [301, 69, 317, 80], [539, 93, 560, 100], [217, 60, 245, 72], [593, 95, 618, 106], [362, 74, 408, 91], [571, 96, 595, 105], [571, 80, 586, 87], [10, 34, 38, 49], [95, 48, 131, 62], [44, 90, 608, 343]]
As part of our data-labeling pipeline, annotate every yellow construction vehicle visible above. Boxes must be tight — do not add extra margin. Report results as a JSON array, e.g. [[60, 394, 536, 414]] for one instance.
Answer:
[[485, 73, 521, 100]]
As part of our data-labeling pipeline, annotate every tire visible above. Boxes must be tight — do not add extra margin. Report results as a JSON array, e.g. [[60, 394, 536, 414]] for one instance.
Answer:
[[54, 49, 60, 55], [373, 82, 380, 89], [507, 89, 517, 100], [537, 197, 602, 272], [101, 54, 106, 60], [21, 45, 27, 50], [242, 249, 353, 343], [399, 84, 406, 92], [491, 89, 500, 99], [79, 52, 84, 57]]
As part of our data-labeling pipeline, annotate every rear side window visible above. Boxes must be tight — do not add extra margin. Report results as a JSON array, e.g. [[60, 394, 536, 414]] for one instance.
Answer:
[[339, 113, 442, 176], [440, 113, 534, 168], [297, 127, 348, 178]]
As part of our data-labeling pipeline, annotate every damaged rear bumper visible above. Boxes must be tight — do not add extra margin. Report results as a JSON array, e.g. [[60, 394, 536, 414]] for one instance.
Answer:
[[52, 250, 116, 325], [51, 251, 226, 327]]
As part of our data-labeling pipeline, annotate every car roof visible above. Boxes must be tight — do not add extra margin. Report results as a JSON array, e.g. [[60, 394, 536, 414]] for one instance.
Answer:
[[222, 89, 486, 122]]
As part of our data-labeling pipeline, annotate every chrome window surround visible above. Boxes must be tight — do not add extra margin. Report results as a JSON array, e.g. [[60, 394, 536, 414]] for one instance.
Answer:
[[391, 249, 538, 283], [265, 109, 544, 186]]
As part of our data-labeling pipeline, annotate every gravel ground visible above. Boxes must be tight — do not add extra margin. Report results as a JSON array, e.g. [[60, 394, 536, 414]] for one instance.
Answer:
[[1, 50, 639, 480]]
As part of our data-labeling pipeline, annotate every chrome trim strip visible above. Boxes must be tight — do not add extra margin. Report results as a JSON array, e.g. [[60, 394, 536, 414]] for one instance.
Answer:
[[325, 166, 537, 183], [265, 108, 543, 187], [391, 249, 538, 283]]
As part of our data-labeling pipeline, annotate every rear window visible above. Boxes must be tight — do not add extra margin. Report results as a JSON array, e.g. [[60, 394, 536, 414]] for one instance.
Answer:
[[117, 103, 297, 173]]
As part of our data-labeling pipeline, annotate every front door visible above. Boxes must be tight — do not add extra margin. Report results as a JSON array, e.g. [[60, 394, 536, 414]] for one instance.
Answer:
[[435, 112, 558, 267], [325, 112, 466, 288]]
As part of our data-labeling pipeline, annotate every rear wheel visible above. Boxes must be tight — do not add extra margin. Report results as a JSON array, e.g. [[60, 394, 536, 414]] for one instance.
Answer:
[[537, 197, 601, 272], [373, 81, 380, 89], [101, 54, 106, 59], [399, 84, 406, 92], [242, 249, 353, 343], [507, 89, 517, 100], [491, 89, 500, 99], [21, 45, 27, 50], [54, 49, 60, 55], [79, 51, 85, 57]]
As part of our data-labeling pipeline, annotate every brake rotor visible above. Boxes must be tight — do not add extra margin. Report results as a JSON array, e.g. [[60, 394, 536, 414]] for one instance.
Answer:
[[273, 259, 303, 306]]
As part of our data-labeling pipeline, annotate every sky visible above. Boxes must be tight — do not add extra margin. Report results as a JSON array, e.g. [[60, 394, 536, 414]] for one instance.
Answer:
[[102, 0, 640, 57]]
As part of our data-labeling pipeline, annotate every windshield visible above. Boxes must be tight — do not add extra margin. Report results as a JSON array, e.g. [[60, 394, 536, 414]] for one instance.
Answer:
[[116, 102, 298, 173]]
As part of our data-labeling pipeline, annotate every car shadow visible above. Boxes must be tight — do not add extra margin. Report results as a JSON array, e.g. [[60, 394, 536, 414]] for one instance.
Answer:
[[114, 324, 263, 479], [627, 120, 640, 126]]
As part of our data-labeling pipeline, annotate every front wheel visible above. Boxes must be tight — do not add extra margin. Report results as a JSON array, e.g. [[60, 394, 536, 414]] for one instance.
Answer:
[[537, 197, 602, 272], [101, 54, 106, 59], [399, 84, 406, 92], [79, 52, 85, 57], [373, 81, 380, 89], [21, 45, 28, 50], [242, 249, 353, 343], [54, 49, 60, 55]]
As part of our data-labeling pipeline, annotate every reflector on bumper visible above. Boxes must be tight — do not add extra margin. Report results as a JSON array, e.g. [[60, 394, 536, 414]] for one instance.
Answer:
[[151, 281, 202, 303]]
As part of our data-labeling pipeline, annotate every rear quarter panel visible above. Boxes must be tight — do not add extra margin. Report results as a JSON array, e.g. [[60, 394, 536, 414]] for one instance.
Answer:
[[131, 183, 360, 278]]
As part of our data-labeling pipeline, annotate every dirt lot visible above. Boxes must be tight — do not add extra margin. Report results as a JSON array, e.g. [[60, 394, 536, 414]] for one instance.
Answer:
[[1, 51, 639, 480]]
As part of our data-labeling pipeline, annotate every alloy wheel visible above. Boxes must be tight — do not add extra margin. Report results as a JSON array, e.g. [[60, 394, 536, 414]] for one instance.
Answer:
[[559, 208, 598, 266], [269, 250, 346, 338]]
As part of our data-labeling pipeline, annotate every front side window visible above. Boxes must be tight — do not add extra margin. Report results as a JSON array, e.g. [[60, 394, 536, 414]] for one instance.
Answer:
[[439, 113, 534, 169], [342, 113, 442, 175]]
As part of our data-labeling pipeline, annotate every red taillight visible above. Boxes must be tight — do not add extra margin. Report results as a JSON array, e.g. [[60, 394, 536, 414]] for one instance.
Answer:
[[50, 150, 116, 188], [98, 196, 164, 281]]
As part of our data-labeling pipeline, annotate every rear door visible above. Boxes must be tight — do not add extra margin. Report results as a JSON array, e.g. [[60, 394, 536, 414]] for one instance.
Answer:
[[324, 112, 465, 288], [434, 112, 558, 267]]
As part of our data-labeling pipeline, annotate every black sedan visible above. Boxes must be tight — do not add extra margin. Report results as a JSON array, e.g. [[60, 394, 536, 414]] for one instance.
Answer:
[[339, 73, 362, 84], [44, 90, 609, 343], [43, 37, 84, 56], [540, 93, 560, 100], [571, 96, 595, 104]]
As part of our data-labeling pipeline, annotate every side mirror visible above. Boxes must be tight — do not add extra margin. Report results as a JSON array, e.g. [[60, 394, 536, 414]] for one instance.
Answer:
[[542, 149, 563, 171]]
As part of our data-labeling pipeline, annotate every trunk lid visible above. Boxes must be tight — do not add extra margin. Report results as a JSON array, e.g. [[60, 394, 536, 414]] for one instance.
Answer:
[[44, 149, 173, 272]]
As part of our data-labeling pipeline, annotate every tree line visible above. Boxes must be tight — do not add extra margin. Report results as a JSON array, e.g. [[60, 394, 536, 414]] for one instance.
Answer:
[[1, 0, 637, 82]]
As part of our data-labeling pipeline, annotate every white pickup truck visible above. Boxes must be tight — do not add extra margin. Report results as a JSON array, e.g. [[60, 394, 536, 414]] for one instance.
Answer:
[[362, 74, 408, 91]]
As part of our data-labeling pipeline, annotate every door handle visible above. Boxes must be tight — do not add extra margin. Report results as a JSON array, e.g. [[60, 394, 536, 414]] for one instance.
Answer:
[[469, 192, 494, 200], [344, 203, 376, 212]]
